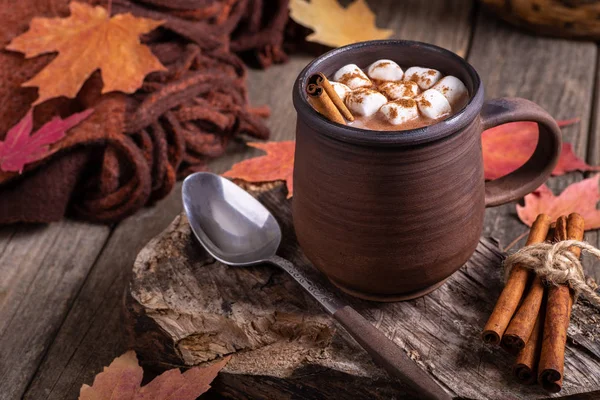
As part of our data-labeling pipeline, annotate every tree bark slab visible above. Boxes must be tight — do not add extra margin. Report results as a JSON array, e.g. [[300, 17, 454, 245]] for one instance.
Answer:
[[124, 185, 600, 399]]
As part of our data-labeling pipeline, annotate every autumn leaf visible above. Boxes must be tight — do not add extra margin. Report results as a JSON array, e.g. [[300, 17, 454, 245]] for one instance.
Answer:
[[483, 119, 599, 180], [78, 350, 229, 400], [223, 141, 295, 198], [0, 108, 93, 173], [289, 0, 393, 48], [516, 175, 600, 231], [6, 2, 166, 105]]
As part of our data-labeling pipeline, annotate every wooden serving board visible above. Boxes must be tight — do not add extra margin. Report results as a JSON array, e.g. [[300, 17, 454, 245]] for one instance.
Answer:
[[124, 184, 600, 400]]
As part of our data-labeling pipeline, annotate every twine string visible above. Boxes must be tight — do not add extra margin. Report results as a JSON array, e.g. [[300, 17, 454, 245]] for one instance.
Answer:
[[504, 240, 600, 307]]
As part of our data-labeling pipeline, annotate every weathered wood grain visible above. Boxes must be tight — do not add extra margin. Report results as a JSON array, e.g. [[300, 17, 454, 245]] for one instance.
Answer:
[[581, 49, 600, 284], [469, 12, 598, 268], [0, 222, 110, 400], [20, 185, 184, 400], [125, 185, 600, 400], [375, 0, 474, 57]]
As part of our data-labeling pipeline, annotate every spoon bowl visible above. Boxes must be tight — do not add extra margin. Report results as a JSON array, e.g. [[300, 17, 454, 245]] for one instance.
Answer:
[[183, 172, 281, 266]]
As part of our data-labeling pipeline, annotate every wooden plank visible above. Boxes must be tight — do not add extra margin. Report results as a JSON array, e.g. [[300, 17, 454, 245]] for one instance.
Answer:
[[375, 0, 474, 57], [22, 185, 184, 400], [582, 50, 600, 283], [0, 222, 110, 400], [124, 185, 600, 399], [468, 12, 597, 255]]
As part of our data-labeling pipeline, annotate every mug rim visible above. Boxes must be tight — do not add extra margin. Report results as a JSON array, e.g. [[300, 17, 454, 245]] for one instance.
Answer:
[[293, 40, 485, 146]]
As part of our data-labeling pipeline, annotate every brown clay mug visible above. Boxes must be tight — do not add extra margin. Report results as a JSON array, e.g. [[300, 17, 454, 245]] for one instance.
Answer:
[[292, 40, 562, 302]]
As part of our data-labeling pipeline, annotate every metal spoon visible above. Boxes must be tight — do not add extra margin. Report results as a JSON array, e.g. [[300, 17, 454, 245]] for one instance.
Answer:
[[182, 172, 450, 400]]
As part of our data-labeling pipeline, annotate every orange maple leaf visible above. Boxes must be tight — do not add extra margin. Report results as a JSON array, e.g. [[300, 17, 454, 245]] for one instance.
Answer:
[[78, 351, 229, 400], [222, 141, 295, 198], [482, 119, 599, 180], [6, 2, 166, 105], [516, 175, 600, 231]]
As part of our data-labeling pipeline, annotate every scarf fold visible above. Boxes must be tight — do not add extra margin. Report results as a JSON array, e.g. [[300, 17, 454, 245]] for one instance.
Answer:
[[0, 0, 289, 223]]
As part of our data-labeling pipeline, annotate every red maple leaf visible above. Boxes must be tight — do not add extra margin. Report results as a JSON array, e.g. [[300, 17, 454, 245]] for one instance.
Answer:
[[0, 108, 93, 173], [516, 175, 600, 231], [222, 141, 295, 198], [482, 119, 599, 180]]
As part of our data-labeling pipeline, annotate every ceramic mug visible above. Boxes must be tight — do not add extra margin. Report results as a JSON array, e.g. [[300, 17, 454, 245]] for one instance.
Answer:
[[291, 40, 561, 302]]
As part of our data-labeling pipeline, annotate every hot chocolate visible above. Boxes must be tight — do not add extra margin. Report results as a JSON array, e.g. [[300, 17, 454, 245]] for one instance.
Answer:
[[328, 60, 469, 131]]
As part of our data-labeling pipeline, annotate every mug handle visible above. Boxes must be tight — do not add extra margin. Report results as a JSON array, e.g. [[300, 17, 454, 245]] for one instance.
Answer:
[[480, 97, 562, 207]]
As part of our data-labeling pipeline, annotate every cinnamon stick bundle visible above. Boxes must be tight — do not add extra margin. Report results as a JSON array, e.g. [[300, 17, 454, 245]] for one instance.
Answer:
[[482, 214, 552, 345], [502, 224, 555, 353], [513, 299, 545, 385], [538, 213, 585, 393]]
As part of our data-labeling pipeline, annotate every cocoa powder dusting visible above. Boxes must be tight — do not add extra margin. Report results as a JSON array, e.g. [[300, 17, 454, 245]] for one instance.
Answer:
[[402, 82, 417, 97], [351, 88, 378, 104], [339, 72, 367, 86], [417, 97, 432, 108], [351, 113, 439, 132], [393, 98, 416, 108], [372, 61, 390, 70]]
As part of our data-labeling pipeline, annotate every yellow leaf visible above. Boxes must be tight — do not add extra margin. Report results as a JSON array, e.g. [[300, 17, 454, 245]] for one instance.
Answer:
[[6, 2, 166, 105], [289, 0, 393, 48]]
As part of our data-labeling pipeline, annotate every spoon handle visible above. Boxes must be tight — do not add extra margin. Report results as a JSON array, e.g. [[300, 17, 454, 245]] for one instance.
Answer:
[[269, 255, 344, 314], [268, 255, 451, 400], [333, 306, 452, 400]]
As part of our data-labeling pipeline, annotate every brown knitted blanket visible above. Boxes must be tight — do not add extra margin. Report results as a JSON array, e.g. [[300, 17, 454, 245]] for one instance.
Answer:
[[0, 0, 289, 223]]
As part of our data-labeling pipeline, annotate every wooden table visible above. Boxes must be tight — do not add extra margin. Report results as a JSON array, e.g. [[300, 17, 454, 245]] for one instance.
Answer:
[[1, 2, 599, 399]]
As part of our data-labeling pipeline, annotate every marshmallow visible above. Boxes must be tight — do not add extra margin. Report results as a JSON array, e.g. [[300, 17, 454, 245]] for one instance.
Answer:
[[345, 88, 387, 117], [379, 99, 419, 126], [366, 59, 404, 82], [333, 64, 372, 89], [416, 89, 451, 120], [379, 81, 419, 100], [432, 75, 468, 106], [405, 66, 443, 90], [330, 81, 351, 101]]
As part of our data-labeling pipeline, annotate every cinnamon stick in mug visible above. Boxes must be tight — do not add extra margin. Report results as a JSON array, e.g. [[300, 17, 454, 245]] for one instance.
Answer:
[[502, 224, 555, 353], [513, 298, 545, 385], [538, 213, 584, 393], [306, 75, 346, 125], [312, 72, 354, 121], [482, 214, 552, 345]]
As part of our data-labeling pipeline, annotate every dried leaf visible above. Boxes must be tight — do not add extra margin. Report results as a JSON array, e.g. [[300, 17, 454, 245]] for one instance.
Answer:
[[78, 351, 229, 400], [223, 141, 295, 198], [516, 175, 600, 231], [0, 108, 93, 173], [482, 119, 598, 180], [6, 2, 166, 105], [289, 0, 393, 48]]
